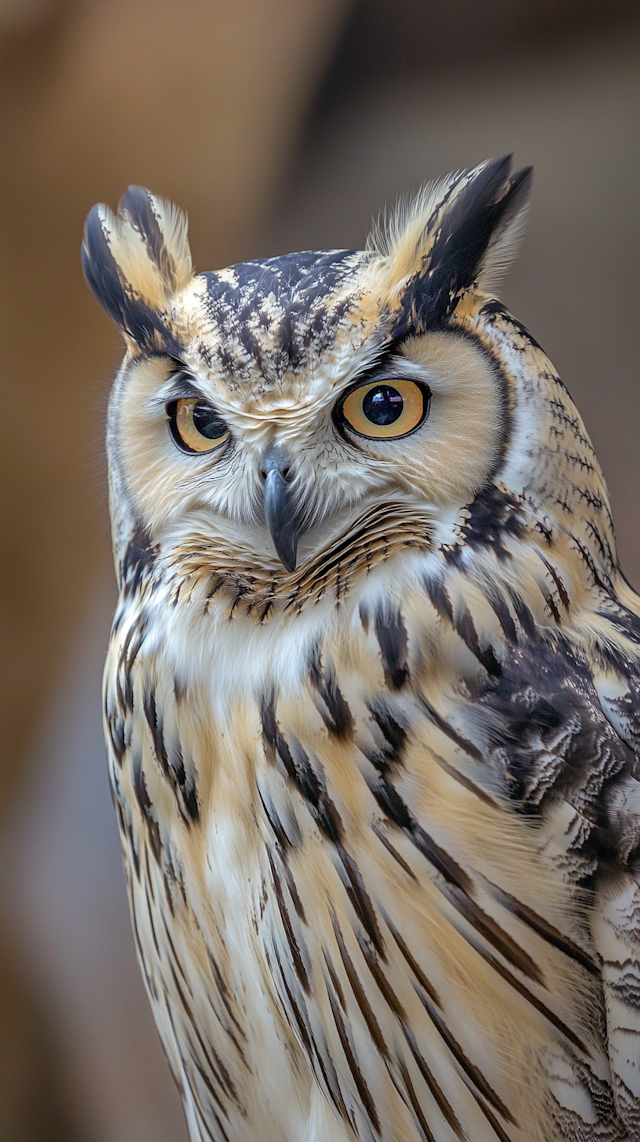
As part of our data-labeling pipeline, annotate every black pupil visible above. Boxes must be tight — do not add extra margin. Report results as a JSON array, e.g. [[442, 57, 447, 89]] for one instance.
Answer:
[[192, 402, 225, 438], [362, 384, 405, 426]]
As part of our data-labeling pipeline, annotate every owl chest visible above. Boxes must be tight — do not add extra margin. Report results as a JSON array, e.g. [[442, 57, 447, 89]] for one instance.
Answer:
[[108, 581, 623, 1142]]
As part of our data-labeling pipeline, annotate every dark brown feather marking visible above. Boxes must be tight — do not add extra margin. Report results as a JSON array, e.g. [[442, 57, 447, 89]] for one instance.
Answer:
[[131, 752, 162, 863], [482, 878, 599, 975], [415, 986, 516, 1123], [326, 978, 382, 1134], [308, 645, 354, 739], [405, 821, 474, 896], [400, 1024, 465, 1140], [356, 932, 406, 1022], [188, 1019, 242, 1107], [371, 823, 419, 884], [423, 576, 454, 624], [430, 751, 499, 807], [454, 604, 501, 677], [383, 917, 441, 1008], [457, 1084, 514, 1142], [143, 688, 200, 823], [539, 554, 571, 613], [185, 1051, 231, 1138], [369, 774, 544, 983], [506, 587, 538, 641], [369, 775, 414, 830], [462, 931, 590, 1055], [486, 586, 518, 644], [374, 606, 409, 690], [280, 858, 307, 922], [447, 884, 544, 986], [206, 951, 248, 1049], [266, 848, 310, 994], [257, 784, 300, 853], [143, 689, 169, 770], [537, 579, 561, 624], [145, 892, 161, 957], [168, 960, 195, 1022], [336, 848, 386, 957], [119, 619, 146, 711], [121, 525, 158, 596], [162, 917, 191, 990], [415, 691, 483, 761], [271, 946, 314, 1057], [368, 702, 408, 767], [260, 697, 344, 845], [323, 950, 347, 1009], [443, 483, 529, 569], [331, 914, 389, 1059], [106, 703, 127, 766], [395, 1056, 438, 1142]]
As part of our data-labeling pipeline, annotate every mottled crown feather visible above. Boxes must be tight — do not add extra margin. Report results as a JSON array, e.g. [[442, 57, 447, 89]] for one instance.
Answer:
[[81, 185, 193, 348]]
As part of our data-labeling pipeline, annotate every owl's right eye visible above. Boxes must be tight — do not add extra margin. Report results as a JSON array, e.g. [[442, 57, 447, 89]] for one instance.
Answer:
[[167, 398, 230, 454]]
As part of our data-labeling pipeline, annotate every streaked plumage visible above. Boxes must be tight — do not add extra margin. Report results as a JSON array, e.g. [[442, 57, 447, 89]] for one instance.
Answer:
[[83, 157, 640, 1142]]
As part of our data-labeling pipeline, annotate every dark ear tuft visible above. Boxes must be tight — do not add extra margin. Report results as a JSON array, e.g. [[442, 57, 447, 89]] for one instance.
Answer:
[[379, 157, 533, 339], [82, 204, 130, 332], [422, 154, 515, 320], [81, 187, 192, 349]]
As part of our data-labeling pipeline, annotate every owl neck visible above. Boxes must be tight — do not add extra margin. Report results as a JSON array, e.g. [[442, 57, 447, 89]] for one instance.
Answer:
[[452, 295, 619, 595]]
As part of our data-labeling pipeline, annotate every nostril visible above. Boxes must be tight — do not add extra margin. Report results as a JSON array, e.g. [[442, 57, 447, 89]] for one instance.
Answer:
[[260, 449, 293, 482], [261, 463, 292, 481]]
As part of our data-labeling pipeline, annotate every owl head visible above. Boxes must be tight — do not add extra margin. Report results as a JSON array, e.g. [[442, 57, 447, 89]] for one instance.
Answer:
[[84, 157, 617, 606]]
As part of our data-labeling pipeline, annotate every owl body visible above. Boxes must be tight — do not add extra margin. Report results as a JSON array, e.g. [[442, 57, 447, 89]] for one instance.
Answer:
[[86, 161, 640, 1142]]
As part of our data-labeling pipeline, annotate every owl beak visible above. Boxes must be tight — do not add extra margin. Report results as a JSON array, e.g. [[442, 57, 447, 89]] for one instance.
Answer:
[[261, 451, 299, 572]]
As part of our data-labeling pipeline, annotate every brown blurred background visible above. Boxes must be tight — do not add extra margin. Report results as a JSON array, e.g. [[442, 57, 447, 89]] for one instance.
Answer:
[[0, 1, 638, 1138]]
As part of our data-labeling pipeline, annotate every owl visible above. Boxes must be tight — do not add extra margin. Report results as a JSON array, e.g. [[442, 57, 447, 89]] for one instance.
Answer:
[[83, 156, 640, 1142]]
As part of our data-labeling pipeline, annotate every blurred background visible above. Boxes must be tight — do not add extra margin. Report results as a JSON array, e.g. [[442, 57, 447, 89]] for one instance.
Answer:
[[1, 1, 639, 1138]]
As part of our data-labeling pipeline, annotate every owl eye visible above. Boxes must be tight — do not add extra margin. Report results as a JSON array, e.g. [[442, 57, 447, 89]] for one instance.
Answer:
[[168, 398, 230, 454], [338, 379, 429, 440]]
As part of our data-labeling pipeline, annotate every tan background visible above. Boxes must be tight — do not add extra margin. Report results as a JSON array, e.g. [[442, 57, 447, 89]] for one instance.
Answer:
[[1, 2, 638, 1138]]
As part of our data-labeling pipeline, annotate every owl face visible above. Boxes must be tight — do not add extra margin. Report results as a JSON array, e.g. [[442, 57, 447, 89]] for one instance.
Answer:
[[85, 158, 585, 585], [115, 315, 504, 571]]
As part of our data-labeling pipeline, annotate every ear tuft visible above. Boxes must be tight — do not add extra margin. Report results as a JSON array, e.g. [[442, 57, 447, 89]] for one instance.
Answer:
[[477, 164, 532, 293], [117, 186, 193, 295], [81, 187, 192, 348], [368, 157, 533, 337]]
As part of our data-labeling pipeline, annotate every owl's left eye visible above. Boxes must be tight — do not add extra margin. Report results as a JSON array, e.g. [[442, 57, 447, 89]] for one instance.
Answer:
[[336, 379, 430, 440], [167, 398, 230, 454]]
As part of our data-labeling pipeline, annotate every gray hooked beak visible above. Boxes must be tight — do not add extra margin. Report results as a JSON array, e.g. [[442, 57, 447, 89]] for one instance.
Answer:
[[261, 449, 300, 572]]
